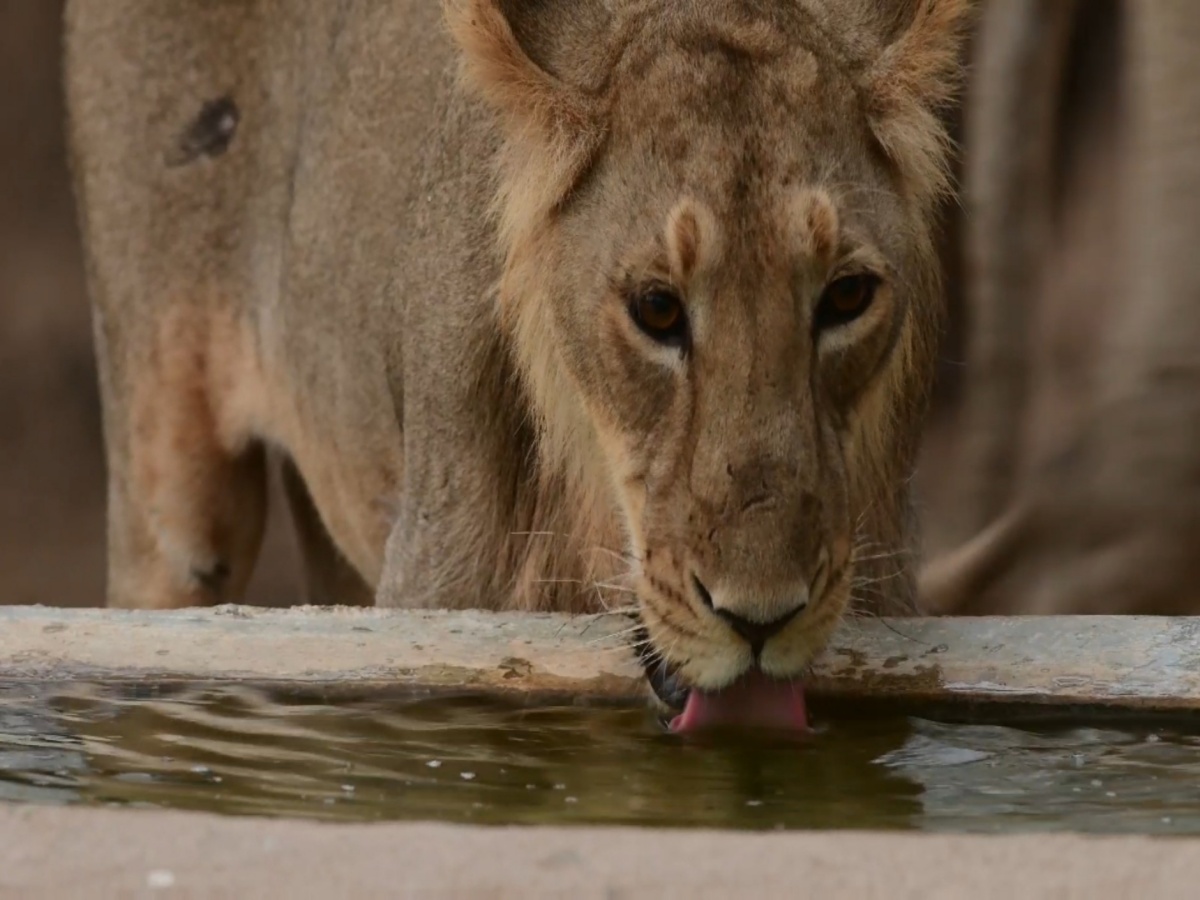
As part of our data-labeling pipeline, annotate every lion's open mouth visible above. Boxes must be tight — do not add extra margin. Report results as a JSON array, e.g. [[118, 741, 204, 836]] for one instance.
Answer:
[[668, 671, 809, 733], [635, 625, 810, 734]]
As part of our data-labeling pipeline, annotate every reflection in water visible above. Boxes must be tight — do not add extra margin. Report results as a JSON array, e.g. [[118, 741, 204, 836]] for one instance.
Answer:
[[1, 683, 1199, 833], [0, 687, 89, 805], [879, 719, 1200, 834]]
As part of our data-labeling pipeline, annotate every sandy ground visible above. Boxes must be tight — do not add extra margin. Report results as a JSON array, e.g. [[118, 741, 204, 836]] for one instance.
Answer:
[[2, 804, 1198, 899]]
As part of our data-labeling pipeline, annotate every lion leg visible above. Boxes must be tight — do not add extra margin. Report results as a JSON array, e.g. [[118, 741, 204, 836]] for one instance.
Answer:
[[279, 457, 373, 607], [96, 308, 270, 610], [64, 1, 287, 609]]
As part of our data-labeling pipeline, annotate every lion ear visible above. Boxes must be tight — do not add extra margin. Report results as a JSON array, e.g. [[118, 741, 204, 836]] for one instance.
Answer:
[[444, 0, 606, 225], [861, 0, 973, 204]]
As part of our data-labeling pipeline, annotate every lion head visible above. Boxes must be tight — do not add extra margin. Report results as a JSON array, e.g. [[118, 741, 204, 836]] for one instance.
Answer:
[[447, 0, 969, 730]]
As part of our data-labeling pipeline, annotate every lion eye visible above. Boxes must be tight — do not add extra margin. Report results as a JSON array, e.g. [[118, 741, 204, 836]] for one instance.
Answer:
[[814, 274, 880, 331], [630, 288, 688, 347]]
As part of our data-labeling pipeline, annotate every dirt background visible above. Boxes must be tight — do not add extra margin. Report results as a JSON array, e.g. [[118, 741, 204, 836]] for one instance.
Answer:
[[0, 3, 965, 609]]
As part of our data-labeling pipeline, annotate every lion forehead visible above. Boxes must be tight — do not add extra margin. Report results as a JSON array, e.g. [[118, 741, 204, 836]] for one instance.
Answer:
[[611, 30, 826, 131], [597, 29, 869, 228]]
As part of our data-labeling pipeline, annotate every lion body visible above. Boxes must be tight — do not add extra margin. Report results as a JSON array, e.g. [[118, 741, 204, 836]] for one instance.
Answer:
[[67, 0, 966, 693]]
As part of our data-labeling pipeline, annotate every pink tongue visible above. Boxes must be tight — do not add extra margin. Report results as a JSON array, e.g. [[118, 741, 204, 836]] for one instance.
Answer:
[[669, 671, 808, 734]]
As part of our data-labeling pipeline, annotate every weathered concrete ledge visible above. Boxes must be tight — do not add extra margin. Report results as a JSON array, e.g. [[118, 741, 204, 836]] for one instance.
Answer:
[[3, 805, 1199, 899], [2, 605, 1199, 713]]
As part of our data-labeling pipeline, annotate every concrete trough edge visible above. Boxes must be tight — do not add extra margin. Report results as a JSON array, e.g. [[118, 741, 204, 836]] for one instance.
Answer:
[[4, 805, 1200, 899], [2, 605, 1199, 713]]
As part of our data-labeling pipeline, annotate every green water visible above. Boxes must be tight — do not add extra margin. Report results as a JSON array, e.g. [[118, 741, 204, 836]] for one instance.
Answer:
[[2, 682, 1200, 833]]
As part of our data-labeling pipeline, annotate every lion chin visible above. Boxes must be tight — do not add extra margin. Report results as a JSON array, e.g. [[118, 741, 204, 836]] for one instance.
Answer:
[[634, 619, 820, 735]]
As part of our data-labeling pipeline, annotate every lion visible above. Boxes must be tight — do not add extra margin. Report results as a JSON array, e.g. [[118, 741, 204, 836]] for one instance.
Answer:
[[920, 0, 1200, 616], [64, 0, 969, 731]]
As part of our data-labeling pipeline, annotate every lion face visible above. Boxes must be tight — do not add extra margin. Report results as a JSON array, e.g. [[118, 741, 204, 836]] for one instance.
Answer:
[[449, 0, 966, 714], [550, 54, 918, 693]]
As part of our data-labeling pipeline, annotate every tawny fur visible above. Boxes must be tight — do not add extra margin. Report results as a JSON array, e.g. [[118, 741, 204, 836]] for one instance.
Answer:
[[66, 0, 968, 691]]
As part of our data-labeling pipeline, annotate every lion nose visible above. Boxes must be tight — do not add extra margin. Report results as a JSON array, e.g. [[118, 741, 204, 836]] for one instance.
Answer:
[[691, 575, 806, 656]]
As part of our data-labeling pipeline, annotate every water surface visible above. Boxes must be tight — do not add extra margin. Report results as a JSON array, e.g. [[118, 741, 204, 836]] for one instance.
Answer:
[[2, 683, 1200, 833]]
